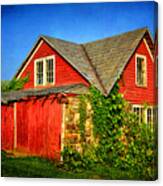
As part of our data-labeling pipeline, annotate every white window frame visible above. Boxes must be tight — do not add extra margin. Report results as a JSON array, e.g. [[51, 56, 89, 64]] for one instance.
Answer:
[[153, 106, 158, 125], [132, 104, 156, 128], [132, 104, 145, 124], [35, 58, 44, 86], [147, 107, 153, 127], [34, 55, 55, 87], [45, 56, 55, 85], [135, 54, 147, 87]]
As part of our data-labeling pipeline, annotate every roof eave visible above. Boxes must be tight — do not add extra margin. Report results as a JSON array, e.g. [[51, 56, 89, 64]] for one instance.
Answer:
[[106, 28, 153, 96], [14, 36, 43, 79]]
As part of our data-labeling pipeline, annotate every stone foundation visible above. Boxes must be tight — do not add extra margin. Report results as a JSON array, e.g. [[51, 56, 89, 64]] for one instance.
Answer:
[[63, 97, 93, 153]]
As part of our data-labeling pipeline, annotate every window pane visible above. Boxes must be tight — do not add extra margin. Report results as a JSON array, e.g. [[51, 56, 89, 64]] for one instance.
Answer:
[[147, 108, 152, 123], [134, 107, 141, 123], [137, 57, 146, 86], [46, 58, 54, 83], [147, 108, 153, 129], [153, 107, 158, 125], [36, 61, 43, 85]]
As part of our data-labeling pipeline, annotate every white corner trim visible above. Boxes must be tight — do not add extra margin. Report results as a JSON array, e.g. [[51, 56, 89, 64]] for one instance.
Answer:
[[17, 40, 44, 79], [135, 53, 147, 87], [143, 38, 154, 62], [14, 102, 17, 149]]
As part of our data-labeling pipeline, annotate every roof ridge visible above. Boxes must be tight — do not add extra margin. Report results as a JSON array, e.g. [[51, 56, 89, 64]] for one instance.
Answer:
[[41, 27, 149, 46], [82, 27, 148, 45], [80, 44, 107, 95], [41, 35, 79, 45]]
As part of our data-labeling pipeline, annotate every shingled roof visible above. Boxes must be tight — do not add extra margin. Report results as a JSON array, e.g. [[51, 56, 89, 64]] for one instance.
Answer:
[[42, 36, 104, 93], [15, 27, 153, 96], [83, 27, 153, 95], [2, 84, 88, 104]]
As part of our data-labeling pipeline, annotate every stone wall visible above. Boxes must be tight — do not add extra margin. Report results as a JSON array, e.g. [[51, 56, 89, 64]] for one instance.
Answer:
[[63, 96, 93, 153]]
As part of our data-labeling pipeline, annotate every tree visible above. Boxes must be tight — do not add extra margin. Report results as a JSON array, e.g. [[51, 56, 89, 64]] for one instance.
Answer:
[[1, 76, 29, 92]]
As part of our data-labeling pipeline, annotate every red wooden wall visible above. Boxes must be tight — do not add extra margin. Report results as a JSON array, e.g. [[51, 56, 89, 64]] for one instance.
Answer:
[[16, 95, 62, 160], [154, 34, 158, 104], [19, 40, 89, 89], [118, 39, 156, 105], [1, 104, 14, 150]]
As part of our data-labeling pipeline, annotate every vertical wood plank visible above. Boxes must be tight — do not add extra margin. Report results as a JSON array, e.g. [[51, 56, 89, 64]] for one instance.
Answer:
[[14, 102, 17, 149]]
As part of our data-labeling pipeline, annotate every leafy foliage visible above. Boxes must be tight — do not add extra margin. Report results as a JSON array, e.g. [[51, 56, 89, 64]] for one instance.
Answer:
[[79, 95, 87, 141], [62, 83, 157, 180], [1, 76, 29, 92], [62, 145, 98, 172]]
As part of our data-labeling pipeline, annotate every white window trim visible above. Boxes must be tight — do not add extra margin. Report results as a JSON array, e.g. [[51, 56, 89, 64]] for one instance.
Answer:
[[46, 55, 55, 85], [34, 55, 55, 87], [34, 57, 44, 86], [132, 104, 146, 123], [135, 54, 147, 87], [132, 104, 155, 125], [147, 107, 153, 125]]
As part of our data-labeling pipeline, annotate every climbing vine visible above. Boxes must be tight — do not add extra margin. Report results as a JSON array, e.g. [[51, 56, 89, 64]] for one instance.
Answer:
[[62, 83, 157, 180], [78, 95, 87, 141]]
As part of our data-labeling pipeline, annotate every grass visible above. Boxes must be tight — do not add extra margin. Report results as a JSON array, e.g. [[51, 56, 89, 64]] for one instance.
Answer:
[[1, 151, 152, 180]]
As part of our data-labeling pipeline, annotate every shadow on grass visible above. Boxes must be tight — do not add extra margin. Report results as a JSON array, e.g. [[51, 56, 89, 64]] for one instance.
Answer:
[[1, 151, 153, 180]]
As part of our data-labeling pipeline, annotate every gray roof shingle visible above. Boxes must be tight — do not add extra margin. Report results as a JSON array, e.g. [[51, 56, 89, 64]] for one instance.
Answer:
[[42, 36, 104, 93], [83, 27, 152, 94], [2, 84, 88, 104]]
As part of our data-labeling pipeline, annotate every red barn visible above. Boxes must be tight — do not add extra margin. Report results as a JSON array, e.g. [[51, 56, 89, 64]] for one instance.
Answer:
[[1, 27, 157, 160]]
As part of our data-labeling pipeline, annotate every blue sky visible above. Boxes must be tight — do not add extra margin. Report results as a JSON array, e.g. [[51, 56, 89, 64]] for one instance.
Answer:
[[1, 1, 158, 80]]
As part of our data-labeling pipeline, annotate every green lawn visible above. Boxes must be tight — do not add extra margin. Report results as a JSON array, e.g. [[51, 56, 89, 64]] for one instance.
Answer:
[[1, 151, 147, 180]]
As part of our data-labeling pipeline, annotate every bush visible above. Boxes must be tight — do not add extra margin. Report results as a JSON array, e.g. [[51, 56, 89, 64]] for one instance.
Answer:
[[62, 145, 98, 172]]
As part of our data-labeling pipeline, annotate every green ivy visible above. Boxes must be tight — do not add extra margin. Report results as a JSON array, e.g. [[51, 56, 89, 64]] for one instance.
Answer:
[[79, 95, 87, 142], [62, 83, 157, 180]]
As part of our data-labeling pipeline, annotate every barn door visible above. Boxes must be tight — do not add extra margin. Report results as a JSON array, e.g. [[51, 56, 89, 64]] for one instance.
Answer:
[[12, 96, 63, 160]]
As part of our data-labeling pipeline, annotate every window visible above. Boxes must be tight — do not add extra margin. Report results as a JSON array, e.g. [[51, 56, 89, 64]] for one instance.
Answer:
[[133, 105, 157, 130], [36, 60, 43, 85], [153, 107, 158, 125], [147, 108, 152, 128], [136, 55, 147, 87], [46, 58, 54, 83], [35, 55, 55, 86], [133, 106, 144, 124]]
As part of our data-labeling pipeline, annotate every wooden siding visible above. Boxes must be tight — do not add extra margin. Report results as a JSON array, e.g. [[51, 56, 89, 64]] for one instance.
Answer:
[[1, 104, 14, 150], [118, 39, 156, 105], [15, 95, 62, 160], [19, 41, 89, 89]]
